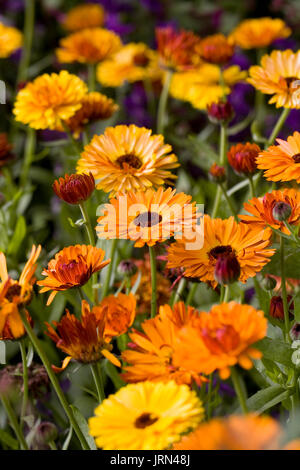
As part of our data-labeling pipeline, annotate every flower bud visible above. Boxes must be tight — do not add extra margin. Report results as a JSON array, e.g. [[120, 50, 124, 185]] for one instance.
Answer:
[[227, 142, 260, 176], [269, 295, 294, 320], [214, 253, 241, 285], [209, 163, 226, 183], [207, 101, 234, 124], [33, 422, 58, 449], [117, 260, 137, 277], [52, 172, 95, 205], [272, 202, 292, 222], [290, 323, 300, 341], [261, 276, 277, 291]]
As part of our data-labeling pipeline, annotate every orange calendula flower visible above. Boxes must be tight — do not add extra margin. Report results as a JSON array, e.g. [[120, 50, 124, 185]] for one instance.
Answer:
[[170, 64, 246, 110], [77, 125, 179, 195], [122, 302, 206, 386], [96, 187, 198, 248], [248, 50, 300, 109], [0, 21, 22, 58], [155, 26, 201, 71], [239, 189, 300, 236], [0, 245, 41, 340], [91, 292, 136, 341], [13, 71, 88, 130], [66, 92, 118, 138], [167, 215, 274, 288], [45, 300, 121, 373], [97, 43, 162, 87], [227, 142, 260, 176], [52, 172, 95, 205], [256, 131, 300, 183], [229, 17, 291, 49], [196, 34, 235, 64], [173, 302, 267, 380], [174, 414, 281, 450], [37, 245, 110, 305], [0, 133, 14, 168], [62, 3, 105, 31], [56, 28, 122, 64]]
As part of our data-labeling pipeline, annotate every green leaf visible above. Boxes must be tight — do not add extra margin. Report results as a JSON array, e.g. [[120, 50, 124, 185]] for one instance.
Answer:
[[104, 359, 125, 390], [70, 405, 97, 450], [26, 344, 34, 368], [245, 385, 291, 413], [62, 427, 73, 451], [263, 245, 300, 278], [294, 296, 300, 322], [256, 337, 292, 367], [0, 429, 19, 450], [0, 340, 6, 364], [7, 216, 26, 255]]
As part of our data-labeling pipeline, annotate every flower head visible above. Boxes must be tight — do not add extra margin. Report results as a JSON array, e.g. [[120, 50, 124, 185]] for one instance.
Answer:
[[229, 17, 291, 49], [270, 295, 294, 320], [66, 92, 118, 138], [227, 142, 260, 176], [122, 302, 205, 386], [91, 292, 136, 341], [170, 64, 246, 110], [53, 173, 95, 205], [174, 414, 281, 450], [77, 125, 179, 195], [0, 133, 14, 168], [209, 163, 226, 183], [37, 245, 110, 305], [88, 381, 204, 450], [96, 187, 198, 248], [0, 245, 41, 340], [45, 300, 121, 372], [173, 301, 267, 379], [155, 26, 201, 71], [240, 189, 300, 236], [56, 28, 122, 64], [248, 50, 300, 108], [196, 34, 234, 64], [0, 21, 22, 58], [256, 132, 300, 183], [62, 3, 105, 31], [97, 43, 161, 87], [167, 215, 274, 288], [13, 71, 87, 130]]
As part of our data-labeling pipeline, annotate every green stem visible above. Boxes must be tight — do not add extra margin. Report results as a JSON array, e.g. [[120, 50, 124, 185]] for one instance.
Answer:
[[223, 285, 230, 302], [20, 128, 35, 188], [186, 282, 197, 306], [77, 287, 85, 302], [248, 175, 256, 198], [219, 183, 238, 220], [171, 277, 187, 307], [48, 440, 57, 450], [79, 202, 95, 245], [88, 64, 96, 92], [149, 245, 157, 318], [90, 363, 105, 403], [61, 122, 82, 154], [17, 0, 35, 84], [266, 108, 290, 147], [231, 367, 248, 414], [1, 394, 29, 450], [280, 236, 290, 342], [19, 310, 91, 450], [157, 69, 173, 134], [19, 339, 29, 426], [101, 238, 118, 300], [212, 124, 227, 218]]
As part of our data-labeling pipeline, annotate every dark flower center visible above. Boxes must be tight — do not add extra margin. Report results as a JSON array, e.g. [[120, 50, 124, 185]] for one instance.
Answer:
[[284, 76, 299, 90], [116, 154, 142, 170], [209, 245, 233, 259], [134, 412, 158, 429], [133, 211, 162, 228], [5, 284, 21, 301], [293, 153, 300, 163], [133, 53, 150, 67]]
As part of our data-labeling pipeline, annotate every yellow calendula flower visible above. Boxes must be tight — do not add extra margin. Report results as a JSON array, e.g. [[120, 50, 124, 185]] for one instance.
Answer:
[[0, 22, 22, 58], [13, 71, 88, 130], [56, 28, 122, 64], [97, 43, 162, 87], [77, 124, 179, 194], [88, 381, 204, 450], [248, 50, 300, 109], [230, 17, 291, 49], [62, 3, 105, 31], [170, 64, 247, 110]]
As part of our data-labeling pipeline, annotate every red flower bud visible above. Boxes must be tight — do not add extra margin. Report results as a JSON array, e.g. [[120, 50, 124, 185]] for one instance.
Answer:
[[214, 252, 241, 285], [272, 202, 292, 222], [227, 142, 260, 176], [207, 101, 234, 124], [269, 295, 294, 320], [209, 163, 226, 183], [52, 172, 95, 205]]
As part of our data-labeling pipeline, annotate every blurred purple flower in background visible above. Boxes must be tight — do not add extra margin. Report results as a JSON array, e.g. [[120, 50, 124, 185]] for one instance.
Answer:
[[123, 82, 153, 127]]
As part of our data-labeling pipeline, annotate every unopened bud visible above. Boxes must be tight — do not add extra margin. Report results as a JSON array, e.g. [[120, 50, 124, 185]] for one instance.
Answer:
[[290, 322, 300, 341], [262, 276, 277, 291], [214, 254, 241, 285], [35, 422, 58, 446], [207, 101, 234, 124], [209, 163, 226, 183], [272, 202, 292, 222], [269, 295, 294, 320]]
